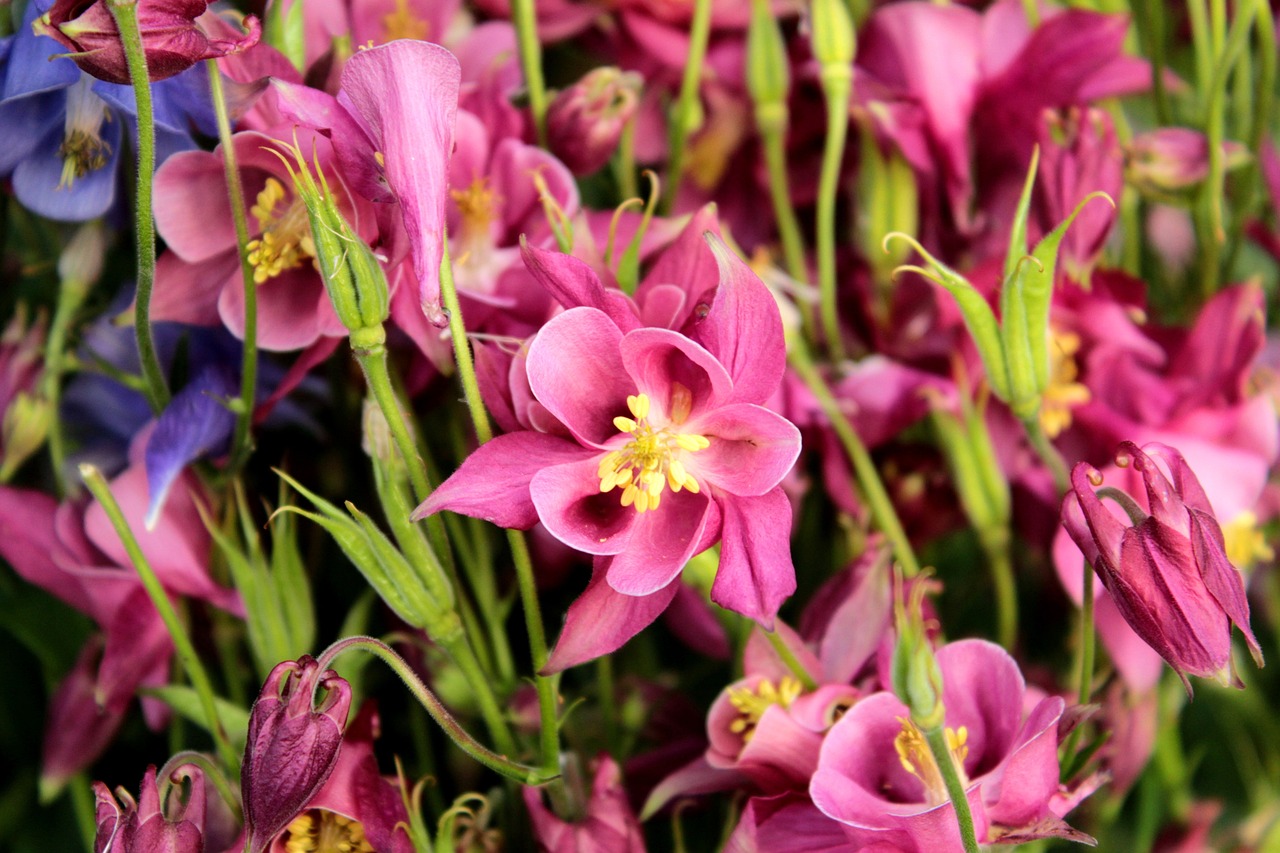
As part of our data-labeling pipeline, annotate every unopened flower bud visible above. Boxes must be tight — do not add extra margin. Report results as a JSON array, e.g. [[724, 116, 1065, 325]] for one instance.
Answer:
[[1126, 128, 1249, 196], [811, 0, 856, 71], [57, 220, 108, 288], [1, 391, 52, 481], [546, 67, 642, 175], [891, 579, 945, 731], [33, 0, 260, 85], [93, 764, 207, 853], [242, 656, 352, 853], [746, 0, 791, 124]]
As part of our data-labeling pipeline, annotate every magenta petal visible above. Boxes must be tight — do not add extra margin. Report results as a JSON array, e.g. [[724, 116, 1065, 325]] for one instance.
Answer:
[[527, 307, 631, 446], [712, 488, 795, 626], [41, 640, 126, 792], [984, 696, 1065, 829], [218, 266, 341, 352], [531, 455, 635, 555], [693, 237, 787, 406], [520, 242, 641, 332], [153, 148, 237, 263], [605, 488, 712, 596], [413, 432, 592, 529], [338, 41, 460, 322], [1189, 509, 1262, 663], [543, 560, 680, 672], [685, 404, 801, 497], [936, 640, 1024, 765], [620, 327, 734, 422]]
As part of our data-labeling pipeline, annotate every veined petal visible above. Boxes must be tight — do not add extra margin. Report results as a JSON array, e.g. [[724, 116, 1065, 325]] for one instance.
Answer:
[[521, 242, 641, 332], [684, 404, 801, 497], [542, 559, 680, 673], [144, 366, 237, 528], [712, 488, 795, 626], [619, 327, 733, 423], [413, 432, 592, 529], [338, 41, 460, 322], [605, 487, 712, 596], [527, 307, 631, 447]]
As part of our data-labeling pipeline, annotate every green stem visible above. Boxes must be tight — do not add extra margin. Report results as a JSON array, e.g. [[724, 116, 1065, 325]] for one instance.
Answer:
[[68, 773, 96, 851], [43, 267, 93, 496], [80, 464, 239, 772], [764, 628, 818, 691], [662, 0, 713, 215], [439, 634, 519, 760], [1061, 558, 1096, 771], [1142, 0, 1172, 124], [439, 239, 568, 812], [815, 72, 852, 361], [614, 118, 638, 201], [789, 342, 922, 577], [977, 526, 1018, 650], [207, 60, 258, 468], [316, 637, 551, 784], [756, 105, 815, 340], [107, 0, 168, 413], [1023, 417, 1069, 496], [924, 725, 980, 853], [158, 751, 242, 820], [354, 342, 433, 504], [510, 0, 548, 145]]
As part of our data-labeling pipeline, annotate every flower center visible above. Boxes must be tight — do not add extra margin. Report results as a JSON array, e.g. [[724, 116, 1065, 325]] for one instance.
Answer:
[[450, 179, 499, 247], [597, 390, 709, 514], [893, 717, 969, 806], [381, 0, 429, 42], [727, 676, 803, 744], [246, 177, 316, 284], [58, 77, 112, 189], [1222, 510, 1274, 570], [1039, 328, 1090, 439], [282, 809, 374, 853]]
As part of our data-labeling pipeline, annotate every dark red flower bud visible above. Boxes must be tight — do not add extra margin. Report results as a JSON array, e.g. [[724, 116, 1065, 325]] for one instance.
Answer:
[[93, 764, 205, 853], [241, 656, 352, 853], [546, 67, 642, 175], [33, 0, 260, 85]]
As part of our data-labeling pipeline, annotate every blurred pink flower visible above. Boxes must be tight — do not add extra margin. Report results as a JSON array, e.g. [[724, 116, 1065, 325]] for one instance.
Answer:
[[524, 755, 645, 853]]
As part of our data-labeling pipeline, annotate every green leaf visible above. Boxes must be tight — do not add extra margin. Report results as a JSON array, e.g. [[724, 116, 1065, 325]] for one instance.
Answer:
[[142, 685, 249, 753]]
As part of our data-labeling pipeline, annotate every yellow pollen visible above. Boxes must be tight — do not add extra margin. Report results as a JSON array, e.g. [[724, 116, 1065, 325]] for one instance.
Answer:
[[282, 810, 375, 853], [381, 0, 429, 42], [1039, 329, 1090, 439], [58, 129, 112, 189], [597, 390, 709, 513], [1222, 511, 1274, 570], [727, 676, 803, 743], [245, 178, 316, 284], [450, 179, 500, 244], [893, 718, 969, 806]]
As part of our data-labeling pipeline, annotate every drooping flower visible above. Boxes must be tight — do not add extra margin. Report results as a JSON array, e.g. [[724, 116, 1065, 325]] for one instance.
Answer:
[[546, 67, 643, 175], [1060, 441, 1264, 692], [416, 236, 801, 670], [33, 0, 259, 85], [241, 656, 353, 853]]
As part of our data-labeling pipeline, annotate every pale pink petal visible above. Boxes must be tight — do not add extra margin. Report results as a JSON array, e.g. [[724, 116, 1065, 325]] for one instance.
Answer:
[[684, 404, 801, 497], [412, 432, 592, 529], [151, 251, 235, 327], [218, 267, 341, 352], [526, 307, 631, 446], [712, 488, 795, 626]]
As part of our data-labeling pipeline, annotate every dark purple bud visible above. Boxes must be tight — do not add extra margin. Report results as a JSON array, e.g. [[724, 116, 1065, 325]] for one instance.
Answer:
[[546, 67, 642, 175], [241, 656, 352, 853], [93, 764, 206, 853], [33, 0, 260, 85]]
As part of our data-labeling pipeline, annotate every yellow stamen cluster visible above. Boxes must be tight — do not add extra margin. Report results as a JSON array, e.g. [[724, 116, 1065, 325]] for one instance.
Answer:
[[1039, 329, 1090, 439], [727, 676, 803, 743], [381, 0, 429, 42], [246, 177, 317, 284], [450, 180, 499, 247], [282, 809, 375, 853], [893, 718, 969, 806], [1222, 510, 1275, 570], [58, 130, 112, 189], [597, 392, 709, 514]]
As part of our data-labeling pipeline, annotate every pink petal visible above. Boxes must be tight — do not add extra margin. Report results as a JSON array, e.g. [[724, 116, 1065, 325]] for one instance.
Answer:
[[542, 560, 679, 672], [693, 236, 787, 406], [520, 242, 641, 332], [620, 327, 734, 423], [151, 251, 234, 327], [526, 307, 631, 447], [935, 640, 1025, 767], [605, 488, 712, 595], [218, 266, 343, 352], [338, 41, 460, 322], [153, 148, 239, 263], [530, 455, 635, 555], [412, 432, 592, 529], [984, 696, 1065, 828], [712, 488, 796, 626], [685, 404, 801, 497]]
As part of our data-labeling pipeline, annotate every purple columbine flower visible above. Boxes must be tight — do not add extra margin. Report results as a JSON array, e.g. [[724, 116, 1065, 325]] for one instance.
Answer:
[[1061, 441, 1264, 692], [94, 764, 206, 853], [416, 235, 801, 670], [241, 656, 353, 853]]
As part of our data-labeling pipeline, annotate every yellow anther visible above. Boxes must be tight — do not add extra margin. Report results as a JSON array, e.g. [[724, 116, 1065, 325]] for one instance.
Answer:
[[628, 393, 651, 420], [282, 809, 375, 853], [451, 179, 499, 240], [727, 677, 803, 743], [613, 416, 638, 433], [1222, 511, 1275, 569], [381, 0, 429, 42], [893, 718, 971, 806], [245, 177, 316, 284], [1039, 329, 1090, 439], [598, 390, 710, 513]]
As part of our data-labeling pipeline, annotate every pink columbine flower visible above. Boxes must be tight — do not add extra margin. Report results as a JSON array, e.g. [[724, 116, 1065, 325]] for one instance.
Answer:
[[810, 640, 1090, 849], [1061, 441, 1264, 692], [415, 236, 801, 670], [34, 0, 259, 85], [524, 755, 645, 853]]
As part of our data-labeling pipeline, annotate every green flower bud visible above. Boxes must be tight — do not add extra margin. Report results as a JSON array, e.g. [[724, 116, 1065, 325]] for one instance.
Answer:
[[811, 0, 856, 70], [890, 578, 945, 731], [747, 0, 791, 125]]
